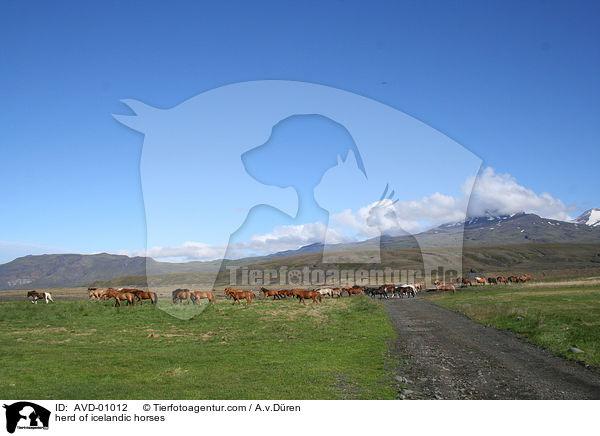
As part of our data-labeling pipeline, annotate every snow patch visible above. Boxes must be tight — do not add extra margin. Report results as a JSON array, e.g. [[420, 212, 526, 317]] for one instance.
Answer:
[[587, 210, 600, 227]]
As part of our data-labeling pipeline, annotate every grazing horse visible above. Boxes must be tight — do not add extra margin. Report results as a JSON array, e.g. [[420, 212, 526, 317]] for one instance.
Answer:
[[172, 288, 196, 304], [114, 291, 137, 307], [397, 284, 416, 298], [519, 274, 532, 282], [329, 288, 342, 298], [101, 289, 136, 307], [280, 289, 295, 298], [224, 288, 256, 304], [89, 288, 113, 301], [437, 284, 456, 294], [475, 277, 487, 285], [487, 277, 497, 285], [461, 278, 472, 286], [191, 290, 215, 304], [345, 287, 363, 297], [93, 288, 114, 300], [317, 288, 333, 298], [26, 290, 54, 304], [131, 289, 158, 305], [496, 276, 507, 284], [507, 276, 519, 283], [261, 287, 283, 300], [291, 289, 322, 305], [367, 286, 389, 299], [364, 287, 374, 297], [87, 287, 98, 299]]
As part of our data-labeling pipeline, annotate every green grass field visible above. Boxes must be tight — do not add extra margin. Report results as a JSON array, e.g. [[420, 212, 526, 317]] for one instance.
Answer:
[[428, 281, 600, 366], [0, 296, 396, 399]]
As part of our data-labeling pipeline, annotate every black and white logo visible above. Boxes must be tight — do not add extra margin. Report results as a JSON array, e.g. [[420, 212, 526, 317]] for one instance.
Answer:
[[3, 402, 50, 434]]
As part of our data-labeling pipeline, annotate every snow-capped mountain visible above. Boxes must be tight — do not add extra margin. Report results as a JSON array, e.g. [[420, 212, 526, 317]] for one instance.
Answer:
[[573, 208, 600, 227]]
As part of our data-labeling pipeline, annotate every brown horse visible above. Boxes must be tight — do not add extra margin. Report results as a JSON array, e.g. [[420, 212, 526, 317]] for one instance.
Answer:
[[345, 287, 363, 296], [89, 288, 115, 301], [87, 287, 98, 300], [260, 287, 282, 300], [475, 277, 487, 285], [26, 290, 54, 304], [519, 274, 532, 282], [496, 276, 507, 284], [461, 278, 472, 286], [437, 284, 456, 294], [101, 289, 136, 307], [191, 290, 215, 304], [172, 288, 195, 304], [131, 289, 158, 305], [224, 288, 256, 304], [291, 289, 322, 304]]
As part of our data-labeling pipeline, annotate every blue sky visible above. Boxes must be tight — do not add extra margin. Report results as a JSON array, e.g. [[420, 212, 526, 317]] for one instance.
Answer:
[[1, 1, 599, 263]]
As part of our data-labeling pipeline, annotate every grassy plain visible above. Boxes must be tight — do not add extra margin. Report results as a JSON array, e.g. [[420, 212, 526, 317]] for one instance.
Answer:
[[0, 296, 396, 399]]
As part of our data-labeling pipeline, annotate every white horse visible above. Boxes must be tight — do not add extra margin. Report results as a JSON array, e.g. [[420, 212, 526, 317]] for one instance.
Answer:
[[27, 290, 54, 304], [317, 289, 330, 297]]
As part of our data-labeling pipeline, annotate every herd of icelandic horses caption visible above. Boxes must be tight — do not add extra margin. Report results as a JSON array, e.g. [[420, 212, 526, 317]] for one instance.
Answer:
[[26, 273, 534, 307]]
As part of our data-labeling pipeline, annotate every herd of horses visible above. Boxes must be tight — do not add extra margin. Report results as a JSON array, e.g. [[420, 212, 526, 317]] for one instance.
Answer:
[[88, 288, 157, 307], [232, 284, 423, 303], [456, 274, 532, 286], [25, 273, 533, 307]]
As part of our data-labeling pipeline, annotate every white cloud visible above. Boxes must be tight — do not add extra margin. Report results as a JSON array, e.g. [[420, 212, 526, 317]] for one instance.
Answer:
[[123, 242, 229, 262], [237, 222, 350, 253], [466, 167, 571, 221], [330, 167, 572, 236], [121, 222, 352, 262]]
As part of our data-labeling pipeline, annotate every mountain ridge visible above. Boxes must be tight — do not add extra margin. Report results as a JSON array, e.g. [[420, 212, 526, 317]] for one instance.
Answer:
[[2, 211, 600, 289]]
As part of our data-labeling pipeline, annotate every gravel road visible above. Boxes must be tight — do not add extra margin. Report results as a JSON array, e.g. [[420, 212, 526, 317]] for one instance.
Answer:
[[384, 297, 600, 399]]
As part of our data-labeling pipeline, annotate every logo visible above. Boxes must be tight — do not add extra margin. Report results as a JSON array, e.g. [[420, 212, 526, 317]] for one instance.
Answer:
[[3, 402, 50, 434]]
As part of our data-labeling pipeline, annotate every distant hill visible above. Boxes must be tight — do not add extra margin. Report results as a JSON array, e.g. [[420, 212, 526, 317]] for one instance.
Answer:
[[0, 253, 222, 290], [2, 212, 599, 289]]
